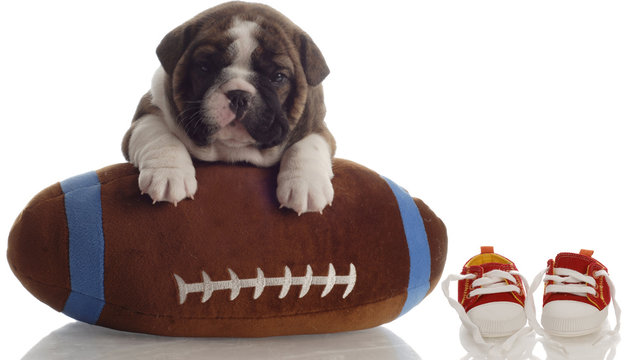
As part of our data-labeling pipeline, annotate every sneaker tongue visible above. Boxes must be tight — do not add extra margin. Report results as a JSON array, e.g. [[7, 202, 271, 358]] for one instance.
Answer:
[[554, 252, 593, 273], [479, 262, 516, 272]]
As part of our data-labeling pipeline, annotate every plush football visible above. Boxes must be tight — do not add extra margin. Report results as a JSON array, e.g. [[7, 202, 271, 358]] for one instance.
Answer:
[[7, 158, 447, 337]]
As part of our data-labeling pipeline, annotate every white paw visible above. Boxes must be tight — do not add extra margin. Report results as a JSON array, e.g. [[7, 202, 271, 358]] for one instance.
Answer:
[[277, 169, 334, 215], [138, 166, 197, 206]]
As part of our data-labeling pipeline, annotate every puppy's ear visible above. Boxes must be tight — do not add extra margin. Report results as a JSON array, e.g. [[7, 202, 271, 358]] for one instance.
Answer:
[[156, 22, 199, 75], [297, 33, 330, 86]]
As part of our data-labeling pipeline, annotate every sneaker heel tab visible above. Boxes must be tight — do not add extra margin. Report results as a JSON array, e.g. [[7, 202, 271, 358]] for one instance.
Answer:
[[580, 249, 595, 257], [480, 246, 494, 254]]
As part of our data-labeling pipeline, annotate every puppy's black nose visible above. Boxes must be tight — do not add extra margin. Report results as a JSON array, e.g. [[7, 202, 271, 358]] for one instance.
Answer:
[[226, 90, 253, 117]]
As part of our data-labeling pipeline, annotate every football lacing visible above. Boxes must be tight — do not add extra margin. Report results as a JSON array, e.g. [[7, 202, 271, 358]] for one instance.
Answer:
[[174, 263, 356, 304]]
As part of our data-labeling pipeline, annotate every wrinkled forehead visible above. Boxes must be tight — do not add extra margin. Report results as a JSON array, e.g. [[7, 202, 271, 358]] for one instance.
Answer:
[[190, 17, 295, 72]]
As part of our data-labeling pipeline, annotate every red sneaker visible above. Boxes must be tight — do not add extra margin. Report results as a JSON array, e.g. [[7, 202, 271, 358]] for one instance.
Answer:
[[528, 250, 620, 337], [443, 246, 528, 338]]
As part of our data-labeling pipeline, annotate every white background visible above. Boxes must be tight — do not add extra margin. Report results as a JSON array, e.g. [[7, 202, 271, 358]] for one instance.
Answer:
[[1, 1, 631, 358]]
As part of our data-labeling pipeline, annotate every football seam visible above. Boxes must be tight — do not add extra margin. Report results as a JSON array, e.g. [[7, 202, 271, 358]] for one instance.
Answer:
[[11, 266, 410, 321]]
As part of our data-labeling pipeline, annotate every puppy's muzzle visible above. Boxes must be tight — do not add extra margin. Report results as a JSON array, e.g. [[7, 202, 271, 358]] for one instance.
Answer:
[[224, 88, 289, 149], [227, 90, 253, 121]]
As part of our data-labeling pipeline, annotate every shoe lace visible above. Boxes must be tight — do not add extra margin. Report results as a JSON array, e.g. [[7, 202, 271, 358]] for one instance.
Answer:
[[543, 267, 598, 296], [442, 269, 530, 351], [469, 269, 523, 297]]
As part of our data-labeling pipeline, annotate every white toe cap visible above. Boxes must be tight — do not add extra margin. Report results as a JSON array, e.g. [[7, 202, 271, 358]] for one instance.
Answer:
[[542, 300, 608, 337], [467, 301, 527, 337]]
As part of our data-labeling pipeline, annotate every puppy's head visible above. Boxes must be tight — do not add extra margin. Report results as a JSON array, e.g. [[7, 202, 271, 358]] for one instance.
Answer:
[[157, 2, 329, 150]]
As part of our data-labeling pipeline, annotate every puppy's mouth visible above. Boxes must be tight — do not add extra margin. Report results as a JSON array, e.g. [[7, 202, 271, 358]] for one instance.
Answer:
[[216, 121, 257, 148]]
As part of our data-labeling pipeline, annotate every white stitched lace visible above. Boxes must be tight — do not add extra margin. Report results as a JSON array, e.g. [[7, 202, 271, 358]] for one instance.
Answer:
[[470, 269, 523, 297], [544, 267, 598, 297], [442, 269, 530, 351], [525, 267, 621, 345]]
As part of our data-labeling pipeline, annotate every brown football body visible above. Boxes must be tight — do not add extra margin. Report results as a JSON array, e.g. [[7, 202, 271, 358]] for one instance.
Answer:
[[7, 158, 447, 337]]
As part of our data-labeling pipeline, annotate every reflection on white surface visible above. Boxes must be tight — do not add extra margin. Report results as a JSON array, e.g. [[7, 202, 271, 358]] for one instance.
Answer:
[[540, 321, 620, 360], [22, 322, 421, 360], [457, 321, 620, 360], [458, 325, 538, 360]]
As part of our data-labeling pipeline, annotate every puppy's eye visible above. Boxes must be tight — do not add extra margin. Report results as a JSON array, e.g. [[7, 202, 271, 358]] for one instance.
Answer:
[[271, 72, 288, 84], [200, 65, 209, 72]]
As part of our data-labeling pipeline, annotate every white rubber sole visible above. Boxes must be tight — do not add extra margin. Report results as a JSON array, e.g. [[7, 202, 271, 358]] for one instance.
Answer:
[[542, 300, 608, 337]]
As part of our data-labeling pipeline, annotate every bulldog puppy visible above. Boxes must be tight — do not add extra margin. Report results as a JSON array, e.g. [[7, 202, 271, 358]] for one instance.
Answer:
[[122, 1, 335, 214]]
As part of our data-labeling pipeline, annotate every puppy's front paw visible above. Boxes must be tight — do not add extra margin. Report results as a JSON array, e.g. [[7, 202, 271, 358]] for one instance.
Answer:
[[138, 166, 197, 206], [277, 169, 334, 215]]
